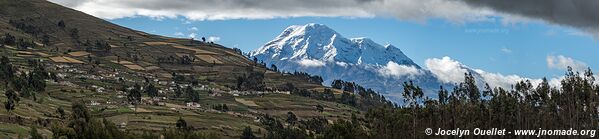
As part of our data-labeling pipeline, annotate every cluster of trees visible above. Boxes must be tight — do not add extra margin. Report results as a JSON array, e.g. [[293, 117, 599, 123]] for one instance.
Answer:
[[256, 67, 599, 138], [49, 101, 218, 139], [50, 101, 128, 138], [285, 83, 335, 102], [267, 68, 599, 139], [172, 85, 201, 103], [2, 33, 36, 49], [332, 80, 393, 109], [212, 104, 229, 112], [9, 18, 42, 36], [82, 40, 111, 53], [185, 86, 200, 103], [7, 18, 55, 48], [236, 71, 266, 91], [359, 67, 599, 138], [290, 71, 323, 85], [156, 55, 196, 65], [2, 57, 54, 113], [287, 79, 392, 110], [254, 111, 369, 139], [126, 84, 143, 105], [2, 33, 16, 46]]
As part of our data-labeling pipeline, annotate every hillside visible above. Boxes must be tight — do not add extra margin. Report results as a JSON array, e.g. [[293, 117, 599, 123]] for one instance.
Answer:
[[0, 0, 389, 138]]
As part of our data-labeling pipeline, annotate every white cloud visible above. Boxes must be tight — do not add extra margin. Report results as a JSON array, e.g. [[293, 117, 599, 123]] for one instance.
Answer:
[[189, 27, 198, 31], [174, 32, 184, 36], [547, 55, 587, 72], [207, 36, 221, 42], [473, 69, 528, 89], [425, 56, 469, 83], [48, 0, 494, 23], [500, 47, 512, 53], [188, 33, 197, 39], [424, 56, 565, 89], [48, 0, 599, 39], [378, 61, 423, 78], [297, 59, 325, 67]]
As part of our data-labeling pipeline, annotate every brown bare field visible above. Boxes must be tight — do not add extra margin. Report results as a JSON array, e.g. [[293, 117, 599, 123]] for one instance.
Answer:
[[16, 51, 33, 55], [143, 42, 171, 46], [35, 52, 51, 57], [172, 45, 218, 55], [111, 60, 135, 65], [49, 56, 85, 64], [17, 54, 33, 57], [68, 51, 91, 57], [196, 55, 223, 64], [34, 42, 44, 46], [4, 45, 16, 49], [145, 66, 160, 70], [235, 98, 259, 107], [123, 64, 145, 70], [311, 87, 344, 94]]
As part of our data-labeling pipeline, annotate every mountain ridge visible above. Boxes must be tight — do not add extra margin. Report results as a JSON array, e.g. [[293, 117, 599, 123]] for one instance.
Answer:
[[251, 23, 447, 102]]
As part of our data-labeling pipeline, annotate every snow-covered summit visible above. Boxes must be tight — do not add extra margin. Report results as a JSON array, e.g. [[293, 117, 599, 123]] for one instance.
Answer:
[[250, 23, 417, 67], [250, 23, 445, 103]]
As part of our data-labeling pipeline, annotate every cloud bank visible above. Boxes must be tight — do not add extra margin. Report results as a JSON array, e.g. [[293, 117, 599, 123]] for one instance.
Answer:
[[378, 61, 423, 78], [48, 0, 599, 37], [425, 56, 565, 89], [47, 0, 494, 22], [460, 0, 599, 38], [425, 56, 468, 84], [297, 59, 326, 67], [547, 55, 588, 72]]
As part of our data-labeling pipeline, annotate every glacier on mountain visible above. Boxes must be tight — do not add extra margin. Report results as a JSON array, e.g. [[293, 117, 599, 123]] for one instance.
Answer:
[[250, 23, 449, 103]]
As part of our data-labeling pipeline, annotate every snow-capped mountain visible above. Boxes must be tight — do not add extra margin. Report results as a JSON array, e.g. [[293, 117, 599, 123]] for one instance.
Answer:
[[250, 23, 451, 102]]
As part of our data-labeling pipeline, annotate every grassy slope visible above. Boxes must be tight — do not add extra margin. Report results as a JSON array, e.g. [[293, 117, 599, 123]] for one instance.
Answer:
[[0, 0, 361, 138]]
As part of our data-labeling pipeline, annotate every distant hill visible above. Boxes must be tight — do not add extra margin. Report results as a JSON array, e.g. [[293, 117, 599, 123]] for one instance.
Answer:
[[0, 0, 376, 138]]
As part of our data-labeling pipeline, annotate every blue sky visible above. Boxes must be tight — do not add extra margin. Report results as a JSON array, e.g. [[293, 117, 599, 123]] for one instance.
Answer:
[[110, 16, 598, 79]]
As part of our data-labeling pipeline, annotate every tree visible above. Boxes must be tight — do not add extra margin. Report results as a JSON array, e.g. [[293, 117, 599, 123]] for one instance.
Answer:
[[322, 89, 335, 101], [331, 80, 344, 89], [4, 89, 19, 113], [270, 64, 278, 72], [1, 56, 15, 81], [57, 20, 66, 29], [30, 126, 44, 139], [27, 64, 48, 92], [71, 101, 91, 122], [240, 126, 256, 139], [286, 111, 298, 126], [185, 86, 200, 103], [127, 84, 142, 104], [174, 85, 183, 98], [236, 72, 265, 91], [57, 107, 66, 119], [145, 83, 159, 97], [3, 33, 16, 45], [201, 37, 206, 42], [69, 28, 79, 40], [340, 92, 356, 106], [316, 104, 324, 113], [176, 117, 188, 130], [463, 72, 480, 103], [42, 34, 50, 46], [402, 80, 423, 138]]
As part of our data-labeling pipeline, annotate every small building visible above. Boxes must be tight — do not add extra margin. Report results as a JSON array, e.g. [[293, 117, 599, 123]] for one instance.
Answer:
[[186, 102, 201, 108]]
